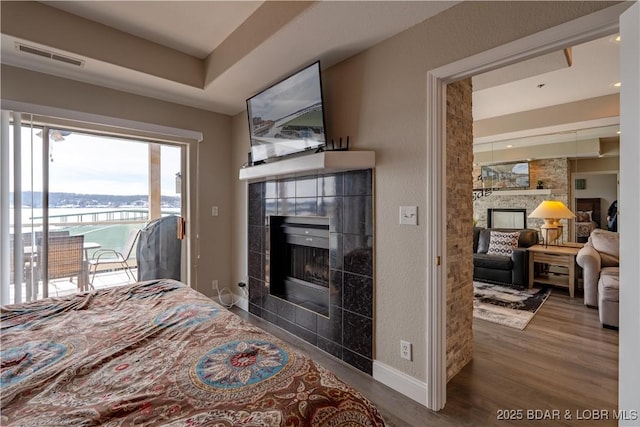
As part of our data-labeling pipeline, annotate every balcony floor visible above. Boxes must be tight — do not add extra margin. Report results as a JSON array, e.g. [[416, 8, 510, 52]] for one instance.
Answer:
[[9, 268, 138, 304]]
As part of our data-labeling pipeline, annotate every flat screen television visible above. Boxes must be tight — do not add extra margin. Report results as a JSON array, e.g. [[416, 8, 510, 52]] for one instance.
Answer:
[[481, 162, 530, 189], [246, 61, 326, 164]]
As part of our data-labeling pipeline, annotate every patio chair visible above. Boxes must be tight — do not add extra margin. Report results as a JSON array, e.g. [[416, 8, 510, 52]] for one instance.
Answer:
[[25, 234, 86, 298], [88, 229, 140, 288]]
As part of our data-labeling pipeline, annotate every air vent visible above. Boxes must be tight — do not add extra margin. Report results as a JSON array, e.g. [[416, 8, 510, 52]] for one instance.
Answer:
[[15, 43, 84, 67]]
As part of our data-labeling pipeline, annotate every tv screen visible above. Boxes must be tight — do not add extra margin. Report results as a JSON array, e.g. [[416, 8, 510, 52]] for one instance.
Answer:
[[481, 162, 530, 189], [247, 61, 326, 164]]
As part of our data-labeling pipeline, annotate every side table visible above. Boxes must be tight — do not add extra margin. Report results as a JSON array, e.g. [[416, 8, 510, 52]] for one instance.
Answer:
[[528, 244, 582, 297]]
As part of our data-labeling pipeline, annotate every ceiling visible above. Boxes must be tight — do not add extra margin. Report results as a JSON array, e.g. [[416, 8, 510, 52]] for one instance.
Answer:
[[473, 35, 620, 121], [0, 1, 620, 145], [1, 1, 459, 115], [472, 33, 620, 151]]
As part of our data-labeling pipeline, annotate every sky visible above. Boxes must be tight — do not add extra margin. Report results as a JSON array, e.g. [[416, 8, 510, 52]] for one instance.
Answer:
[[10, 128, 181, 196]]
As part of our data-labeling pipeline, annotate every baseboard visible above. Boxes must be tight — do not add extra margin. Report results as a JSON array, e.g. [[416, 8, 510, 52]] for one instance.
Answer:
[[234, 293, 248, 311], [372, 360, 427, 406]]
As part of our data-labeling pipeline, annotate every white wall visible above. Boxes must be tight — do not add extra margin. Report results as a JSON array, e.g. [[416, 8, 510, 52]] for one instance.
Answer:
[[230, 1, 621, 382], [619, 1, 640, 423], [573, 172, 618, 228]]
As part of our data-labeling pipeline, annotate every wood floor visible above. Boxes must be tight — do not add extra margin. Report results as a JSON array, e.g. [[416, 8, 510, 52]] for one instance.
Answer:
[[231, 291, 618, 426]]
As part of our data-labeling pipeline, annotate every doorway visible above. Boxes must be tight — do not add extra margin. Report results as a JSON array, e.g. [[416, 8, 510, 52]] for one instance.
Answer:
[[425, 2, 634, 411]]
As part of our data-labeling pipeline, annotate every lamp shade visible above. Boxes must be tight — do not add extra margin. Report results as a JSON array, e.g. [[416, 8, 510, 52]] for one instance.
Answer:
[[528, 200, 575, 219], [529, 200, 575, 245]]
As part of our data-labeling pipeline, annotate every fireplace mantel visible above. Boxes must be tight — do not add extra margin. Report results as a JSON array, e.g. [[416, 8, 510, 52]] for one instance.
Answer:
[[239, 151, 375, 182], [479, 188, 563, 197]]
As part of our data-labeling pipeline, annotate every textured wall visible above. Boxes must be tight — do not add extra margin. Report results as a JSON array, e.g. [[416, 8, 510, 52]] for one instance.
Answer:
[[473, 159, 570, 233], [446, 78, 474, 381]]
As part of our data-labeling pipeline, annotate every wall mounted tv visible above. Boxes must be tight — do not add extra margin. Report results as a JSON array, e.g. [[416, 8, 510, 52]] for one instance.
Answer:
[[481, 162, 530, 189], [246, 61, 326, 164]]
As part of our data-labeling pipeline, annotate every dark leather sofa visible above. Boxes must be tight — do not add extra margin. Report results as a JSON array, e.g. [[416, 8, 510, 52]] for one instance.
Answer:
[[473, 227, 539, 286]]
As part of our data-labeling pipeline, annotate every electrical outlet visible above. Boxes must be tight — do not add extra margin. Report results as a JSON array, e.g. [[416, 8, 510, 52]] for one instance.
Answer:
[[212, 279, 218, 290], [400, 340, 412, 361], [211, 206, 219, 217]]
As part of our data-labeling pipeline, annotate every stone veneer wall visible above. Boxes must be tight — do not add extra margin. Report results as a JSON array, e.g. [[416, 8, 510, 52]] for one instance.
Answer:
[[472, 158, 570, 233], [446, 78, 474, 381], [247, 170, 374, 374]]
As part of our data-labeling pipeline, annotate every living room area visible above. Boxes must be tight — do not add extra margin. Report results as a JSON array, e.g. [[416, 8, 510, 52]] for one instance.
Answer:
[[460, 31, 621, 423], [470, 29, 620, 317]]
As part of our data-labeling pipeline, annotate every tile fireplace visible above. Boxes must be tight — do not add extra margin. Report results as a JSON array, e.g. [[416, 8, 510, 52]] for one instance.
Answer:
[[247, 169, 374, 374]]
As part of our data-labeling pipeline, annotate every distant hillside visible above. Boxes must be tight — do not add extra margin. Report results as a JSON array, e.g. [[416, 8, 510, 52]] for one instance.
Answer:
[[11, 192, 180, 208]]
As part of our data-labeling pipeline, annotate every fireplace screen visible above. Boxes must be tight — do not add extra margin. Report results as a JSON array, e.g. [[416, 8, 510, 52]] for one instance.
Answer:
[[487, 208, 527, 229], [288, 244, 329, 288], [269, 216, 331, 316]]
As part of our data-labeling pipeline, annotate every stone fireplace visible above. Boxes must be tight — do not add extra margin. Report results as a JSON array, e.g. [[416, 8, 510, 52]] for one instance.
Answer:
[[247, 169, 374, 374]]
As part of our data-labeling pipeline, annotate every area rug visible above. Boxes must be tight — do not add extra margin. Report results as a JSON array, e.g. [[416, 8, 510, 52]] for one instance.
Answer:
[[473, 281, 551, 330]]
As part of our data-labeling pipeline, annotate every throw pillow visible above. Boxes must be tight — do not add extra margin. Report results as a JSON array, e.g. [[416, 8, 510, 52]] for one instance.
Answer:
[[486, 231, 520, 257], [576, 210, 592, 222]]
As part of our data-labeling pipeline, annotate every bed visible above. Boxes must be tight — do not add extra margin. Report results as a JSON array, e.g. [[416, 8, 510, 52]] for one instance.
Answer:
[[575, 198, 601, 243], [1, 280, 386, 426]]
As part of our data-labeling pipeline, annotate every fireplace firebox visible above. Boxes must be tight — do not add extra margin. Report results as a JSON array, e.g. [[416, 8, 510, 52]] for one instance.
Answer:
[[270, 216, 330, 316]]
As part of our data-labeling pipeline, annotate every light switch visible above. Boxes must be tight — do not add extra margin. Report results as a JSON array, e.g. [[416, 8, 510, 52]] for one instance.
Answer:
[[400, 206, 418, 225]]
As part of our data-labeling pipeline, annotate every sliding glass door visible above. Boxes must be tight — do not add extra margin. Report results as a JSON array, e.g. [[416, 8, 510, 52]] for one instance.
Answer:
[[2, 112, 185, 304]]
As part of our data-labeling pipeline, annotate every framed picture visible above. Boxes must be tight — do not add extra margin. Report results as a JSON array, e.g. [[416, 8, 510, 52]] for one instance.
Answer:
[[481, 162, 530, 189]]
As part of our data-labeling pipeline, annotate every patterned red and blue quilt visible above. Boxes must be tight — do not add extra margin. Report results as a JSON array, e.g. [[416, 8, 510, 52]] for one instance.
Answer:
[[1, 280, 386, 426]]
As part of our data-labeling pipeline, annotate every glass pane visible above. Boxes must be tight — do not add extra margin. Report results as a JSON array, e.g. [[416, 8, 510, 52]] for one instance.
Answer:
[[9, 124, 184, 300], [161, 144, 182, 216], [46, 130, 150, 294]]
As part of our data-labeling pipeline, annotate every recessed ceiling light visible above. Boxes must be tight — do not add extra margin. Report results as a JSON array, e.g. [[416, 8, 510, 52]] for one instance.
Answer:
[[613, 82, 621, 88], [617, 130, 621, 135], [507, 145, 513, 148], [615, 35, 621, 43]]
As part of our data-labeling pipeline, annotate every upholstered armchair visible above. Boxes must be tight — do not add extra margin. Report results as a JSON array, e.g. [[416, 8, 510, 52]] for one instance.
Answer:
[[576, 229, 619, 327]]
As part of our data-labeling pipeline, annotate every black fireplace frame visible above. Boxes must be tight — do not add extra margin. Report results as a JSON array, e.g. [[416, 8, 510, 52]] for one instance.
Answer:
[[487, 208, 527, 229], [270, 216, 330, 316]]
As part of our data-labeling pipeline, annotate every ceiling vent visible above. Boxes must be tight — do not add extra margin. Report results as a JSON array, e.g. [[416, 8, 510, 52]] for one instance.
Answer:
[[15, 43, 84, 67]]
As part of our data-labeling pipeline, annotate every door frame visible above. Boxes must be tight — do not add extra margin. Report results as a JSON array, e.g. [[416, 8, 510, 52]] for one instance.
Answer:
[[424, 3, 631, 410], [618, 2, 640, 422]]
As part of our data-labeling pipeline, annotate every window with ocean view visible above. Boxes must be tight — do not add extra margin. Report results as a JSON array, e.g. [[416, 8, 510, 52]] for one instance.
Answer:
[[3, 113, 184, 305]]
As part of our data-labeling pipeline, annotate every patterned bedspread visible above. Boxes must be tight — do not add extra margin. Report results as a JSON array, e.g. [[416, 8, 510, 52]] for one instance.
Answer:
[[1, 280, 386, 426]]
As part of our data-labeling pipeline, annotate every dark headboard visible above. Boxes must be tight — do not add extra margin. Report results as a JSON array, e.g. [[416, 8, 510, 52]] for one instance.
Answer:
[[576, 198, 601, 227]]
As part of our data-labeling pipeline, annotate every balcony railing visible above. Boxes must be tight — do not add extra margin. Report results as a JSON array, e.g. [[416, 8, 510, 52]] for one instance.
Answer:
[[29, 209, 177, 226], [9, 209, 180, 305]]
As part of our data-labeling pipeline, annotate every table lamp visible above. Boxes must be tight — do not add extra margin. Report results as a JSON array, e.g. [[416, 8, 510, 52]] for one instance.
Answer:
[[528, 200, 576, 246]]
